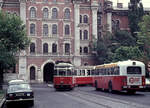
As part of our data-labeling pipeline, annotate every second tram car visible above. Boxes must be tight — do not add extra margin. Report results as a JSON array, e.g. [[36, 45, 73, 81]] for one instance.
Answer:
[[94, 60, 146, 94], [74, 66, 95, 86], [53, 62, 75, 90]]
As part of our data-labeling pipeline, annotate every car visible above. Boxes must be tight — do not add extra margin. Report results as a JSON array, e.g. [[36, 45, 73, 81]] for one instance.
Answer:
[[8, 79, 25, 85], [6, 80, 34, 107], [145, 78, 150, 91]]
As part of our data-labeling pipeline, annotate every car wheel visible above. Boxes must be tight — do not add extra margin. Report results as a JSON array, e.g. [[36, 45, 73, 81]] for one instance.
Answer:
[[29, 100, 34, 107]]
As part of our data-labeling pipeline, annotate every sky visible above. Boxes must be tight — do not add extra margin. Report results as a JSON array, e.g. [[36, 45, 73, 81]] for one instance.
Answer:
[[111, 0, 150, 8]]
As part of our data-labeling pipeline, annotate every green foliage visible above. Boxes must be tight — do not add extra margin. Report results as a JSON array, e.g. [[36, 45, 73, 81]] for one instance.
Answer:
[[93, 30, 142, 64], [112, 46, 143, 62], [137, 14, 150, 61], [128, 0, 144, 37], [0, 11, 30, 69]]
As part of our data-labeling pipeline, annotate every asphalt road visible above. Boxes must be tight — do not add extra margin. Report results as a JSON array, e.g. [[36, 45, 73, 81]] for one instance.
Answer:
[[3, 83, 150, 108]]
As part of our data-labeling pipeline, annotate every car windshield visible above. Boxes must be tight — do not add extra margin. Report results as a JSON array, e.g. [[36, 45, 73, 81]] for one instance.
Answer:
[[8, 84, 31, 93]]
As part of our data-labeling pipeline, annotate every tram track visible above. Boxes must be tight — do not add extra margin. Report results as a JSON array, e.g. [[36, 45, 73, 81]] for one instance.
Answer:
[[62, 88, 149, 108]]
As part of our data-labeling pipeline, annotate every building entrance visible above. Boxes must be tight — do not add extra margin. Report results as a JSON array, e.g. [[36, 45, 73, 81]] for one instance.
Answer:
[[43, 63, 54, 83]]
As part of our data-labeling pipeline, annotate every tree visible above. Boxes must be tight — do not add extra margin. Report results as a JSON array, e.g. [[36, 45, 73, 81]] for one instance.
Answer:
[[0, 11, 30, 89], [137, 14, 150, 77], [128, 0, 144, 37]]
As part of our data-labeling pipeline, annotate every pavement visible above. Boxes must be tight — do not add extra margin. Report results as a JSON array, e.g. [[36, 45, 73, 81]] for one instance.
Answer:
[[0, 91, 5, 108]]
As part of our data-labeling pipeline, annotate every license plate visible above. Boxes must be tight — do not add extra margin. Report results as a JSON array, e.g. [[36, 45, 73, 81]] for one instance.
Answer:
[[16, 93, 24, 96]]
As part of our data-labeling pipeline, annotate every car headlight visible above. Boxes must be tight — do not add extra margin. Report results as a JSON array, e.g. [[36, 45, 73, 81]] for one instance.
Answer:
[[9, 94, 13, 97], [27, 93, 31, 96]]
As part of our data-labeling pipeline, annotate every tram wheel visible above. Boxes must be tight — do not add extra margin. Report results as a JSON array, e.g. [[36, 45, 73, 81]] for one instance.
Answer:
[[127, 90, 136, 94]]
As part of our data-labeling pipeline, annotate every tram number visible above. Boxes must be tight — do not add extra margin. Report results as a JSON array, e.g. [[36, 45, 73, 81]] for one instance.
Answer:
[[129, 77, 140, 84]]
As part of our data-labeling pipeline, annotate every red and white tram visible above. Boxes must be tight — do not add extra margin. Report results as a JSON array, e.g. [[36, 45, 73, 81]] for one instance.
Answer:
[[94, 60, 145, 94], [53, 62, 75, 90], [74, 66, 95, 86]]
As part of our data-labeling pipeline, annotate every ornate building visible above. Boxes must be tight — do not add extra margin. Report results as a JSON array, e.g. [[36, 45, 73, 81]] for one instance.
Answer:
[[0, 0, 130, 83]]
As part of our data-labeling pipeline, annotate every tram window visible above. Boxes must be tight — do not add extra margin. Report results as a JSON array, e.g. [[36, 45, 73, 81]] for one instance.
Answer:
[[67, 69, 72, 76], [127, 66, 141, 74], [82, 70, 85, 76], [74, 70, 77, 75], [59, 70, 66, 76], [79, 70, 82, 76], [54, 70, 57, 75], [87, 70, 90, 76], [91, 70, 95, 75]]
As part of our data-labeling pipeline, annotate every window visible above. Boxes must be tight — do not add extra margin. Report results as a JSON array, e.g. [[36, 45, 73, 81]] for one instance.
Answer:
[[30, 43, 35, 53], [52, 8, 58, 19], [30, 7, 36, 18], [52, 0, 57, 3], [83, 30, 88, 40], [83, 15, 88, 23], [52, 43, 57, 53], [65, 25, 70, 35], [43, 24, 48, 36], [65, 43, 70, 54], [127, 66, 141, 74], [52, 24, 57, 35], [64, 8, 70, 19], [80, 47, 82, 54], [43, 8, 49, 19], [43, 43, 48, 53], [80, 30, 82, 40], [30, 66, 35, 80], [116, 20, 120, 29], [43, 0, 48, 2], [80, 15, 82, 23], [84, 47, 88, 54], [30, 24, 35, 35]]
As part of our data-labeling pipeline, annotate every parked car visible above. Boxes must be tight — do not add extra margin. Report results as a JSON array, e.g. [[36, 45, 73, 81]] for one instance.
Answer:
[[6, 80, 34, 107], [8, 79, 25, 85], [145, 78, 150, 91]]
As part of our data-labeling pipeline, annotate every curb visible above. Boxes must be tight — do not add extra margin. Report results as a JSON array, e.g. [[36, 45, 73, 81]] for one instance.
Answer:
[[0, 97, 5, 108]]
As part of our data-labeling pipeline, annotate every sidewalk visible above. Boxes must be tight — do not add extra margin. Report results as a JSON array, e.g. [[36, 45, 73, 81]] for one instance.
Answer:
[[0, 90, 5, 108]]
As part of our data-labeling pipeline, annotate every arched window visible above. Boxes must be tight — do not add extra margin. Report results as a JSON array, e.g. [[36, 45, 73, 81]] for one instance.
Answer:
[[83, 15, 88, 23], [80, 47, 82, 54], [43, 8, 49, 18], [80, 30, 82, 40], [84, 47, 88, 54], [64, 8, 70, 19], [30, 43, 35, 53], [52, 8, 58, 19], [43, 43, 48, 53], [83, 30, 88, 40], [52, 43, 57, 53], [30, 7, 36, 18], [116, 20, 120, 29], [65, 43, 70, 54], [30, 66, 35, 80], [65, 25, 70, 35], [52, 24, 57, 35], [43, 24, 48, 36], [80, 15, 82, 23], [30, 24, 35, 35]]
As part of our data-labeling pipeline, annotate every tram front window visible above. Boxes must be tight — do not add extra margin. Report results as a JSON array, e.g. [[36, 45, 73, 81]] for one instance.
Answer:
[[59, 70, 66, 76], [67, 69, 72, 76]]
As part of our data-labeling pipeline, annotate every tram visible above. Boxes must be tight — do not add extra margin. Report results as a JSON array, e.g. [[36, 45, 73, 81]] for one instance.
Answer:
[[53, 62, 75, 90], [74, 66, 95, 86], [93, 60, 146, 94]]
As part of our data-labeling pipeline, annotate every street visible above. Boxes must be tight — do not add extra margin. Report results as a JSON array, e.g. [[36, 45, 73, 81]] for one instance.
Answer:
[[3, 84, 150, 108]]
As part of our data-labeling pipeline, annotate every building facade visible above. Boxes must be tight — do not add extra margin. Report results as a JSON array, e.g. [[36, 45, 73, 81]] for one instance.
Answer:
[[0, 0, 129, 83]]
